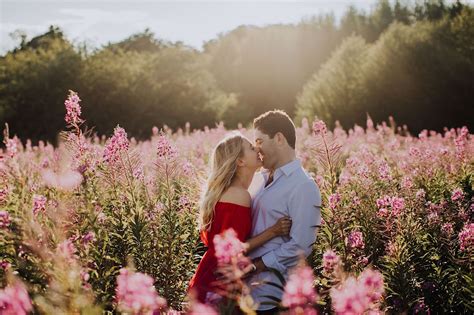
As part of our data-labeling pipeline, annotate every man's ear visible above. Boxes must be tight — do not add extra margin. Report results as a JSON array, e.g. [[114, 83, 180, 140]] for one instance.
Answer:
[[275, 132, 287, 146]]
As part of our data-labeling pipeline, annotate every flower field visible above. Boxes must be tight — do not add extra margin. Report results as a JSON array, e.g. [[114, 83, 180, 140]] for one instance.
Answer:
[[0, 92, 472, 314]]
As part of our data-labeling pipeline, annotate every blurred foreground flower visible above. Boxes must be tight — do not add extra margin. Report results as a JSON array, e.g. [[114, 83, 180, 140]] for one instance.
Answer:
[[330, 268, 384, 315], [0, 280, 33, 315], [282, 262, 318, 312], [115, 268, 167, 314]]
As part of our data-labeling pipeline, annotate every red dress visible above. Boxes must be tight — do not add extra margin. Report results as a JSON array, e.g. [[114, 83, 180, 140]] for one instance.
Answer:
[[188, 201, 252, 303]]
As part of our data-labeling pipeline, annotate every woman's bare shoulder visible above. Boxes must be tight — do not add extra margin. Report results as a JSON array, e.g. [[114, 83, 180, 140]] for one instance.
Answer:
[[219, 186, 251, 207]]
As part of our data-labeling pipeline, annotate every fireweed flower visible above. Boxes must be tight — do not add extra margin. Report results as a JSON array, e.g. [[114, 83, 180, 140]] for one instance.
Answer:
[[331, 268, 384, 315], [358, 269, 385, 304], [213, 228, 245, 265], [0, 281, 33, 315], [57, 239, 77, 262], [115, 268, 166, 314], [0, 187, 7, 204], [331, 277, 367, 314], [0, 210, 10, 228], [346, 231, 365, 249], [312, 120, 327, 135], [64, 90, 83, 125], [5, 136, 21, 158], [458, 223, 474, 251], [415, 189, 426, 200], [81, 231, 95, 245], [103, 126, 129, 164], [0, 261, 11, 270], [441, 223, 454, 235], [451, 188, 464, 202], [329, 193, 341, 210], [282, 264, 318, 309], [32, 194, 47, 216], [322, 249, 341, 274], [390, 197, 405, 216], [378, 161, 392, 181], [156, 134, 178, 159], [41, 169, 83, 191]]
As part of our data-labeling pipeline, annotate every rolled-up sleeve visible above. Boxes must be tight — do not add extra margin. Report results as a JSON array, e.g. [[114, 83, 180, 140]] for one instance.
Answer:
[[261, 180, 321, 273]]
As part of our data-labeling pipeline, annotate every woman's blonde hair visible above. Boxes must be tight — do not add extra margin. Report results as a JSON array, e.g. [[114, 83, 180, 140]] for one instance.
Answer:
[[199, 132, 246, 231]]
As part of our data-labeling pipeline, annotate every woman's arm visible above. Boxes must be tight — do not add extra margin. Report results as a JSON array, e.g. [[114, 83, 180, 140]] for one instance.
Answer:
[[244, 217, 291, 253]]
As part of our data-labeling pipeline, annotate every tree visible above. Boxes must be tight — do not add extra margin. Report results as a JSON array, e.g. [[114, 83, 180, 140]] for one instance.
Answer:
[[0, 27, 82, 143], [295, 36, 370, 129]]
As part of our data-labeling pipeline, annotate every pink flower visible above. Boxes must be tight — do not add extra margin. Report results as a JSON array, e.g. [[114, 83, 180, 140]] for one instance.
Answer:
[[377, 208, 389, 218], [401, 176, 413, 189], [322, 249, 340, 274], [5, 137, 19, 158], [188, 302, 218, 315], [0, 280, 33, 315], [64, 90, 83, 125], [41, 169, 83, 191], [346, 231, 365, 249], [0, 210, 10, 228], [32, 194, 47, 216], [213, 228, 245, 265], [0, 187, 8, 204], [331, 277, 368, 315], [81, 270, 90, 283], [329, 193, 341, 210], [156, 134, 178, 159], [103, 126, 129, 164], [378, 161, 392, 181], [282, 264, 318, 309], [415, 189, 426, 200], [358, 269, 384, 304], [451, 188, 464, 202], [376, 196, 391, 209], [82, 231, 95, 245], [57, 239, 77, 261], [441, 223, 454, 235], [0, 261, 11, 270], [390, 197, 405, 216], [115, 268, 166, 314], [458, 223, 474, 251], [312, 120, 327, 136], [331, 268, 384, 315]]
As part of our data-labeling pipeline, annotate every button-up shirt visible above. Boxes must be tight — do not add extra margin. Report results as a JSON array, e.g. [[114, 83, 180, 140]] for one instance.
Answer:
[[247, 159, 321, 310]]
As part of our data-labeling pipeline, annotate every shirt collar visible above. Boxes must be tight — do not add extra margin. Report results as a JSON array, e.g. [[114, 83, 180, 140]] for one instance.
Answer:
[[275, 159, 301, 177]]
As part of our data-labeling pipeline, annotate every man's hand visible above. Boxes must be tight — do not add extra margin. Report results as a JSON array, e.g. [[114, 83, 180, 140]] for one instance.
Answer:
[[252, 257, 267, 273]]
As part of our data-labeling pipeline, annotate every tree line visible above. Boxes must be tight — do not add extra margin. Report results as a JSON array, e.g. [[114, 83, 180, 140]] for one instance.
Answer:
[[1, 0, 472, 143]]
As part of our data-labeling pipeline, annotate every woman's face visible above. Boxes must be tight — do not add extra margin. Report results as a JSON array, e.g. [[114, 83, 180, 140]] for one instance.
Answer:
[[239, 139, 263, 170]]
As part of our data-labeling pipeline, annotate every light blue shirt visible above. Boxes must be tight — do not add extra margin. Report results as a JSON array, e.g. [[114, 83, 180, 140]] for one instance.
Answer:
[[247, 159, 321, 311]]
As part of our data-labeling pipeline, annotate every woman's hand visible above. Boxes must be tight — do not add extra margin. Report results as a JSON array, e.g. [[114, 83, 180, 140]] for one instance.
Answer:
[[271, 216, 292, 237]]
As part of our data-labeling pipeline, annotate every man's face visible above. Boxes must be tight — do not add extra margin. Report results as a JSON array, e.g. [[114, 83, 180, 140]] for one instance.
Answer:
[[254, 129, 276, 170]]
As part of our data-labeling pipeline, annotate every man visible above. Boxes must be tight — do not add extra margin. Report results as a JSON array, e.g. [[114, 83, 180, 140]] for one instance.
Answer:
[[247, 110, 321, 314]]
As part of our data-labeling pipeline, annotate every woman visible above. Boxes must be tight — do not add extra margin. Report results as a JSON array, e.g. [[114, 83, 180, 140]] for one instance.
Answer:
[[188, 132, 292, 303]]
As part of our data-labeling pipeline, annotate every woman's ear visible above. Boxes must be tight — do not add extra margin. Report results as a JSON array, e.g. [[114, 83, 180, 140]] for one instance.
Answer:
[[236, 157, 245, 167]]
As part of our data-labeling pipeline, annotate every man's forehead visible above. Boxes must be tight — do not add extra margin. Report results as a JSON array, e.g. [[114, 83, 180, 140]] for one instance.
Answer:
[[253, 129, 267, 140]]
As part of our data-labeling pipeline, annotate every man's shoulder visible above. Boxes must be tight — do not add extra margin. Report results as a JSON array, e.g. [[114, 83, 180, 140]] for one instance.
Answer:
[[292, 167, 318, 186]]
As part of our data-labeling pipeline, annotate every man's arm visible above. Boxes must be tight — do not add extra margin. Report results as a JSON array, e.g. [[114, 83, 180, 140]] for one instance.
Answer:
[[255, 180, 321, 274]]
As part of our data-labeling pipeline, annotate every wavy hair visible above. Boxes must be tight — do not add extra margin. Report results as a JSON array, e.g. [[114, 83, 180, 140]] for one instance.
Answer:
[[199, 132, 245, 231]]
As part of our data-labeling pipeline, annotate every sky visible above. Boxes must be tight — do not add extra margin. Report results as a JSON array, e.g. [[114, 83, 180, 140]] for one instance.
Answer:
[[0, 0, 469, 53]]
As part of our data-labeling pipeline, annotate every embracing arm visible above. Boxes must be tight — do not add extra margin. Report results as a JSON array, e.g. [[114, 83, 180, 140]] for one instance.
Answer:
[[244, 216, 291, 253], [254, 180, 321, 274]]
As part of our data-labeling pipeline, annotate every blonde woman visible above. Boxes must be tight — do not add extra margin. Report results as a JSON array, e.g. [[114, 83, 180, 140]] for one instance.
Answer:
[[188, 132, 292, 303]]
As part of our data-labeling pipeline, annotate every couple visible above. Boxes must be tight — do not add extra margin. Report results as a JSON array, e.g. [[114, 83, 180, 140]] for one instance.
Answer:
[[188, 110, 322, 314]]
